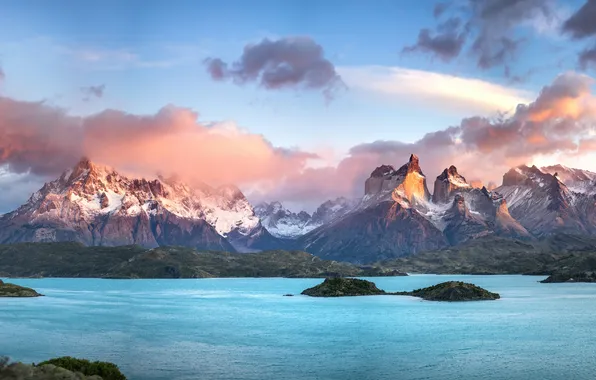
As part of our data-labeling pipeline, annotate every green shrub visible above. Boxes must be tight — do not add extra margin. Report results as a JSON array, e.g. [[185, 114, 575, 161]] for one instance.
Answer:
[[36, 357, 126, 380]]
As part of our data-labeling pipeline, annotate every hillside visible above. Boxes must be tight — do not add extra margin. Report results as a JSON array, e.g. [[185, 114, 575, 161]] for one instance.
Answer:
[[382, 234, 596, 275], [0, 242, 400, 279]]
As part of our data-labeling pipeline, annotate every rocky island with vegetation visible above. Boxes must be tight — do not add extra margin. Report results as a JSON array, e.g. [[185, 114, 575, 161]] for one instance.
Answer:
[[301, 278, 500, 301], [396, 281, 501, 301], [301, 278, 387, 297], [0, 279, 43, 297], [540, 271, 596, 283], [0, 356, 126, 379]]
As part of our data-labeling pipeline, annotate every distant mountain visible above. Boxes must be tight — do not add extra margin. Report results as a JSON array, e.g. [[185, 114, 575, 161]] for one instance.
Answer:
[[5, 154, 596, 264], [298, 154, 449, 263], [0, 158, 281, 252], [495, 165, 590, 236], [254, 197, 359, 239], [541, 164, 596, 189], [297, 156, 533, 263]]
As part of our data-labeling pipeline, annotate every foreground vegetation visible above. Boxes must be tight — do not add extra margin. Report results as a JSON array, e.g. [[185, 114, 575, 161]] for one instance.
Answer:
[[0, 356, 126, 380], [0, 242, 403, 279]]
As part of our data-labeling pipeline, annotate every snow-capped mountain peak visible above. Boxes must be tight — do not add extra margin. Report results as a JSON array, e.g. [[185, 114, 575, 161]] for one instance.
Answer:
[[255, 197, 359, 239], [1, 157, 279, 252]]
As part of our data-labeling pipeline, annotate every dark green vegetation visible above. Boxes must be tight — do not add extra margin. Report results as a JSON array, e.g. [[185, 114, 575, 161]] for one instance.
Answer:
[[3, 233, 596, 280], [36, 357, 126, 380], [0, 356, 126, 380], [396, 281, 500, 301], [0, 242, 405, 279], [540, 272, 596, 283], [382, 234, 596, 276], [301, 278, 499, 301], [301, 277, 387, 297], [0, 279, 43, 297]]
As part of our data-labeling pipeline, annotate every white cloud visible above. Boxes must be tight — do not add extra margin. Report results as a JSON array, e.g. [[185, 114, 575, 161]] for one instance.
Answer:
[[338, 65, 534, 115]]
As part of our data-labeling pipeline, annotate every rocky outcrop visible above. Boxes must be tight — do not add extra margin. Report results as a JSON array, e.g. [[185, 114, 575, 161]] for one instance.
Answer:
[[0, 279, 43, 297], [432, 165, 471, 204], [400, 281, 500, 301], [301, 278, 387, 297], [364, 154, 431, 206]]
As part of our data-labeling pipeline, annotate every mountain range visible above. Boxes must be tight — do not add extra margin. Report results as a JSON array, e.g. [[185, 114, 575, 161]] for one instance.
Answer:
[[2, 155, 596, 263]]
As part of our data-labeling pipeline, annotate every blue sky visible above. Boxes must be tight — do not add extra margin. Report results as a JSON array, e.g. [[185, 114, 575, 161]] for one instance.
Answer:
[[1, 0, 595, 211], [0, 0, 585, 155]]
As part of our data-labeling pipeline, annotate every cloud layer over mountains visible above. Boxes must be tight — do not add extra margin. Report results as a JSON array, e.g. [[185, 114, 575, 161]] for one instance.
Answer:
[[0, 65, 595, 212]]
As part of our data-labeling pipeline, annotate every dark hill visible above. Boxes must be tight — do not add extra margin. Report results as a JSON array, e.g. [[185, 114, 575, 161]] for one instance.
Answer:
[[0, 242, 404, 279]]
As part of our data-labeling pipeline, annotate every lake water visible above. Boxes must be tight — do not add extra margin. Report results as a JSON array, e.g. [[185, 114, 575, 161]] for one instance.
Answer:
[[2, 275, 596, 380]]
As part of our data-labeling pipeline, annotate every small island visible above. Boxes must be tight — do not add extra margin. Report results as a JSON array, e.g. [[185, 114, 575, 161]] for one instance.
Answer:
[[301, 278, 387, 297], [398, 281, 500, 301], [540, 271, 596, 283], [0, 279, 44, 297], [301, 278, 500, 301]]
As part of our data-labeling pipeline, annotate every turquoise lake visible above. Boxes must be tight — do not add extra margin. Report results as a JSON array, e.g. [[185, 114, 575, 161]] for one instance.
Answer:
[[2, 275, 596, 380]]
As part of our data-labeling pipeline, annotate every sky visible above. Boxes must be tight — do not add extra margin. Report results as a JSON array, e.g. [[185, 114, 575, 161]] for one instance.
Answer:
[[1, 0, 596, 212]]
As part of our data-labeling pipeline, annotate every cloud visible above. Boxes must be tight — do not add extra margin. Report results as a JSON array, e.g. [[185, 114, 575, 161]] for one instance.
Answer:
[[260, 71, 596, 206], [0, 97, 315, 192], [562, 0, 596, 39], [0, 66, 4, 82], [338, 65, 533, 114], [433, 2, 451, 18], [0, 97, 84, 176], [1, 70, 596, 211], [579, 46, 596, 69], [402, 17, 467, 62], [405, 0, 557, 73], [563, 0, 596, 69], [203, 37, 346, 101], [56, 42, 203, 71], [0, 168, 47, 213], [80, 84, 105, 101]]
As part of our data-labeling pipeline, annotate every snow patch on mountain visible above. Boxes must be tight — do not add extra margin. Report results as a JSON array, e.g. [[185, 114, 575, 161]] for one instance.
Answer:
[[255, 197, 359, 239]]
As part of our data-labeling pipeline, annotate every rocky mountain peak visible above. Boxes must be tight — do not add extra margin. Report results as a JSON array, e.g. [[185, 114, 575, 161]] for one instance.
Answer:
[[364, 154, 430, 205], [408, 154, 421, 173], [541, 164, 596, 193], [370, 165, 396, 178], [432, 165, 470, 204]]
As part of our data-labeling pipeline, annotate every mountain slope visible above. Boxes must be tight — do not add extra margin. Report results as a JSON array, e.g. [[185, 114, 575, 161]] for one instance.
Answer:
[[0, 242, 400, 278], [0, 158, 280, 251], [495, 165, 589, 236], [254, 197, 359, 239], [298, 155, 448, 263], [298, 201, 448, 263]]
